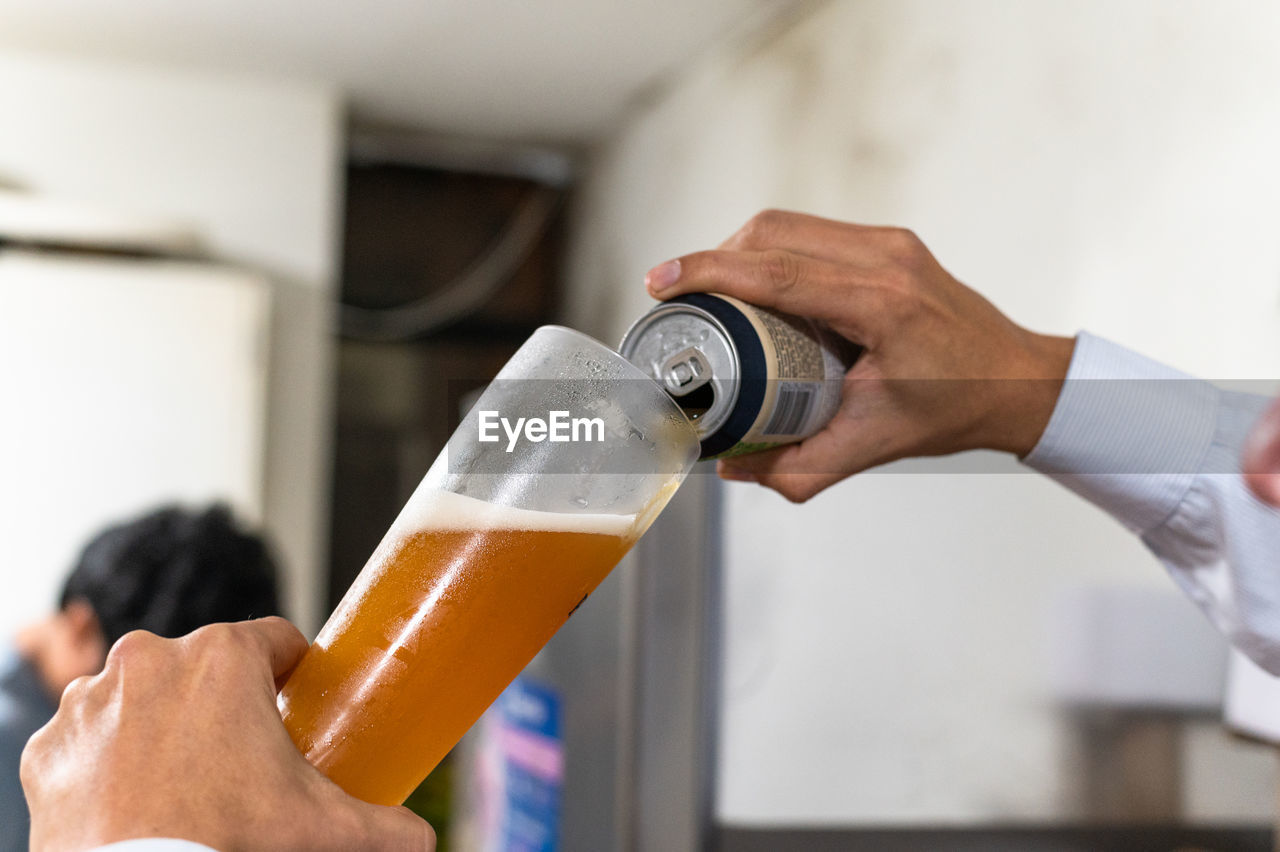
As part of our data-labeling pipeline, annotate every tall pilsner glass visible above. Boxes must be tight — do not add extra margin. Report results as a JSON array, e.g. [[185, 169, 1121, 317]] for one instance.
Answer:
[[278, 326, 699, 806]]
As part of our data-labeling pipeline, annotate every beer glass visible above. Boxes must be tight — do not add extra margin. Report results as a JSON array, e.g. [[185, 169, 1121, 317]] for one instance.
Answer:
[[278, 326, 699, 806]]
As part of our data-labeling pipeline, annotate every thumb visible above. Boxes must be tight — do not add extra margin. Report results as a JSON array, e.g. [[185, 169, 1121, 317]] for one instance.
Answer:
[[230, 616, 311, 689], [349, 803, 437, 852]]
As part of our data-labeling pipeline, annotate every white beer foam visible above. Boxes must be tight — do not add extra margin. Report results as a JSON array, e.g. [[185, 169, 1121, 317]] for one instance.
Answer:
[[393, 487, 636, 539], [308, 487, 643, 654]]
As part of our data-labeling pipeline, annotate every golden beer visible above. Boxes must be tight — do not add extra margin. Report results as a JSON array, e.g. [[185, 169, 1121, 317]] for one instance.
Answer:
[[278, 488, 636, 806], [279, 324, 699, 807]]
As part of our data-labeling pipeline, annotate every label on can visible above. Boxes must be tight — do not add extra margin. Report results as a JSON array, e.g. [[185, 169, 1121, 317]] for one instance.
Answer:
[[715, 295, 851, 457]]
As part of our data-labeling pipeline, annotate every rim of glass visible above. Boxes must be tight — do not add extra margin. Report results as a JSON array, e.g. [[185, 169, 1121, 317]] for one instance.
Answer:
[[535, 325, 698, 438]]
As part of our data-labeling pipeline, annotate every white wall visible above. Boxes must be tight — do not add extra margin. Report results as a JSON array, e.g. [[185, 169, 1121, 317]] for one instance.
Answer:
[[0, 254, 271, 640], [566, 0, 1280, 824], [0, 50, 344, 633]]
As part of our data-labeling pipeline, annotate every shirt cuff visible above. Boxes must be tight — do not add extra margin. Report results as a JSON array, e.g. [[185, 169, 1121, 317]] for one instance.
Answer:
[[90, 840, 220, 852], [1022, 331, 1220, 534]]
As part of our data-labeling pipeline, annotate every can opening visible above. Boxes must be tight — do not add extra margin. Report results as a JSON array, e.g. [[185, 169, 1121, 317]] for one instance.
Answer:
[[674, 382, 715, 421]]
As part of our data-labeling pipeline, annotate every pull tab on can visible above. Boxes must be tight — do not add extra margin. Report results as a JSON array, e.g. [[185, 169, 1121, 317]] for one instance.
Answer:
[[661, 347, 713, 396]]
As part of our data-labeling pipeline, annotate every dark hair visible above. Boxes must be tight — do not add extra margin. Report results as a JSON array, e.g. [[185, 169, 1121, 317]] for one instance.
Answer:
[[59, 504, 283, 648]]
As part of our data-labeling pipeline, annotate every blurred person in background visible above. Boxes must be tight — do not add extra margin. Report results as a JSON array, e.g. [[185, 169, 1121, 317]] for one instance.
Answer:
[[0, 504, 282, 852]]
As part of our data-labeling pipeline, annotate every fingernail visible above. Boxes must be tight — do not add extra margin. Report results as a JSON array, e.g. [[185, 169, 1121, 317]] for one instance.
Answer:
[[719, 464, 758, 483], [645, 259, 681, 293]]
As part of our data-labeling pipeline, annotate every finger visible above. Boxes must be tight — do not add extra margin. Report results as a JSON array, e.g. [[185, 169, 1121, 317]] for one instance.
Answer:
[[351, 803, 437, 852], [716, 445, 794, 481], [232, 617, 311, 684], [717, 443, 849, 503], [718, 209, 891, 266], [1244, 398, 1280, 507], [645, 249, 878, 336]]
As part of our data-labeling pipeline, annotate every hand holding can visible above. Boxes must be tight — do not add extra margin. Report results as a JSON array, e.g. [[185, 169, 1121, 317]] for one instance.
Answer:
[[642, 210, 1075, 502]]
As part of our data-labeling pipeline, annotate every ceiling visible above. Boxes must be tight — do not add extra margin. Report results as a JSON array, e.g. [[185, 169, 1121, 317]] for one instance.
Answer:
[[0, 0, 794, 144]]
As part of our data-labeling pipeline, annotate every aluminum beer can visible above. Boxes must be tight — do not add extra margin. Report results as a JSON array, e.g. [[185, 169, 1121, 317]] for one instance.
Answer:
[[619, 293, 860, 460]]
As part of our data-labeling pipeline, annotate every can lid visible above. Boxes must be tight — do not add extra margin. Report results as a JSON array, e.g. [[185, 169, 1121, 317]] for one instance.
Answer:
[[619, 301, 740, 439]]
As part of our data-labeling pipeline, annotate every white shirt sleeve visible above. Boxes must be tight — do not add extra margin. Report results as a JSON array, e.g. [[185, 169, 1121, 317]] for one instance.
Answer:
[[89, 840, 219, 852], [1023, 331, 1280, 674]]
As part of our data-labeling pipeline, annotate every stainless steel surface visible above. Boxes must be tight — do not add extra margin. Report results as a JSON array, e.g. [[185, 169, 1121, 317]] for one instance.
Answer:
[[620, 302, 740, 438], [629, 472, 722, 852]]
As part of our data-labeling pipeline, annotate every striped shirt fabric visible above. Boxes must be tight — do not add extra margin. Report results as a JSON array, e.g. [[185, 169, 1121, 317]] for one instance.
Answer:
[[1024, 331, 1280, 674]]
